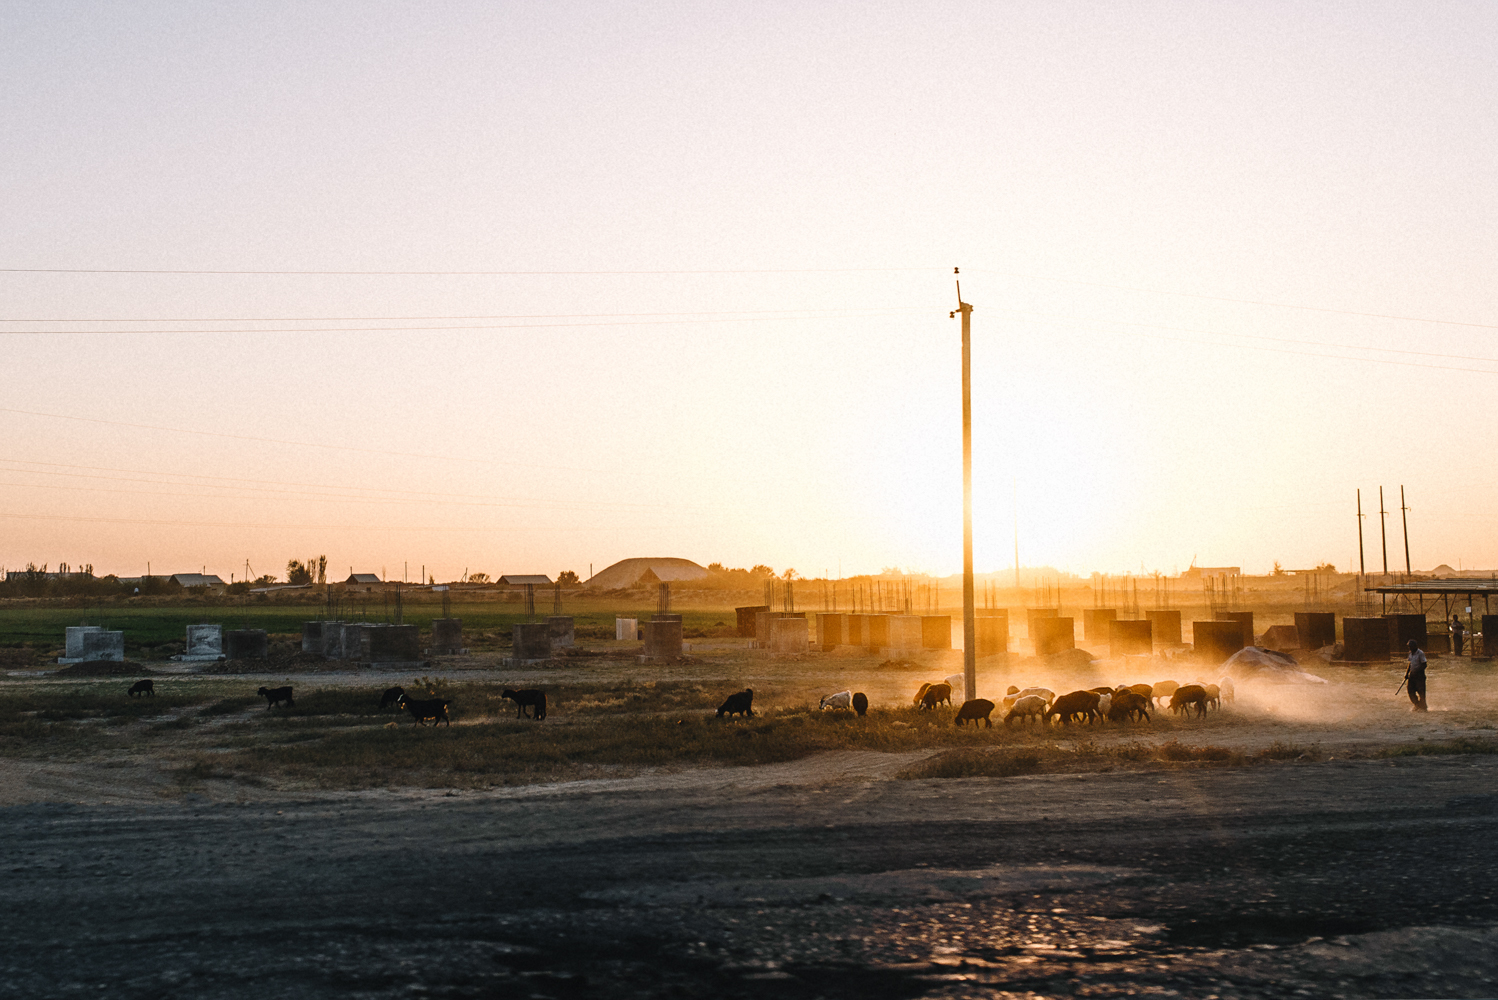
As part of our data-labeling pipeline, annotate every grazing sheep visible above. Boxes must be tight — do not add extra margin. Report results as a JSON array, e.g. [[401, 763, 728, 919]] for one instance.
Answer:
[[257, 686, 294, 709], [1006, 685, 1020, 696], [1151, 680, 1180, 708], [1004, 695, 1048, 725], [919, 682, 953, 711], [851, 692, 868, 717], [397, 693, 451, 727], [716, 688, 755, 718], [1044, 690, 1101, 725], [912, 682, 934, 706], [127, 679, 154, 698], [1107, 690, 1151, 722], [1096, 692, 1112, 720], [1088, 686, 1114, 695], [1127, 683, 1154, 701], [1218, 677, 1235, 703], [1002, 686, 1056, 710], [378, 686, 405, 709], [502, 688, 546, 720], [1169, 684, 1209, 718], [819, 690, 853, 711], [954, 698, 995, 727], [1204, 684, 1221, 711]]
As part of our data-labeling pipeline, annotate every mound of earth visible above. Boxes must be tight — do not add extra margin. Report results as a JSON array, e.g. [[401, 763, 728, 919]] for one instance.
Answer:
[[1044, 647, 1099, 670], [1221, 646, 1328, 685], [196, 651, 329, 674], [51, 660, 154, 677]]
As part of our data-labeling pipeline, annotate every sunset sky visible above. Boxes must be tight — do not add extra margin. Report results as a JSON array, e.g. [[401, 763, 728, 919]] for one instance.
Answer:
[[3, 2, 1496, 582]]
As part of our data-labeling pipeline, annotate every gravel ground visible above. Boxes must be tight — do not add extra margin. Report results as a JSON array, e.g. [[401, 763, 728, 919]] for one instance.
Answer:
[[3, 753, 1497, 998]]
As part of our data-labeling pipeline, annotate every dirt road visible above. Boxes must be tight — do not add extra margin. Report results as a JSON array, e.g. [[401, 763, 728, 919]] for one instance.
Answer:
[[4, 752, 1497, 998]]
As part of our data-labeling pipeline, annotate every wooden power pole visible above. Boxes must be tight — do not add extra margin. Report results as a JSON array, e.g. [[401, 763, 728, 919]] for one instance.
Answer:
[[1400, 485, 1412, 575], [951, 269, 976, 703]]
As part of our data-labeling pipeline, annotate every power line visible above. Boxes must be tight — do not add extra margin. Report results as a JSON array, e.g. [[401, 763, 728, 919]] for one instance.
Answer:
[[0, 307, 923, 323], [0, 266, 940, 276], [969, 267, 1498, 331]]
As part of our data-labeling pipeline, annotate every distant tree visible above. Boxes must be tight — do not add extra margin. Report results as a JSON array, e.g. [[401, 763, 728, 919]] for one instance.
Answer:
[[557, 570, 580, 585], [1315, 562, 1336, 572], [253, 574, 277, 587], [317, 555, 327, 585], [707, 562, 725, 572], [467, 572, 491, 584], [286, 560, 314, 586], [750, 565, 775, 578], [782, 568, 799, 581], [1272, 561, 1286, 576]]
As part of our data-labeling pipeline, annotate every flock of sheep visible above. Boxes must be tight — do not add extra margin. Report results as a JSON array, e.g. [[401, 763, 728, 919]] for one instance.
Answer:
[[810, 674, 1235, 728]]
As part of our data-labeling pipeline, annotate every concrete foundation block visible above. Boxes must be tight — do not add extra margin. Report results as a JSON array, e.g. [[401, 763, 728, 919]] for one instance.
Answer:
[[643, 619, 684, 660], [1215, 612, 1254, 649], [179, 624, 223, 661], [1025, 607, 1058, 636], [816, 613, 845, 648], [843, 614, 867, 647], [768, 617, 808, 655], [735, 606, 768, 638], [302, 622, 326, 654], [888, 615, 923, 652], [224, 629, 268, 660], [430, 618, 464, 655], [865, 615, 891, 649], [975, 615, 1008, 656], [512, 623, 553, 661], [1109, 618, 1152, 656], [1082, 608, 1117, 640], [920, 616, 952, 650], [1261, 624, 1300, 651], [1033, 617, 1075, 656], [547, 616, 575, 648], [1295, 612, 1336, 650], [615, 618, 638, 641], [1343, 617, 1392, 662], [1193, 620, 1245, 665], [1145, 610, 1182, 645], [60, 629, 124, 663], [1384, 613, 1427, 652], [64, 626, 105, 660]]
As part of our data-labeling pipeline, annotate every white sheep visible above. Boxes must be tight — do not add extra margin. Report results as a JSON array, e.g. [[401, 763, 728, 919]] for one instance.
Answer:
[[1003, 694, 1048, 725], [1002, 686, 1055, 710], [819, 690, 853, 711], [1096, 692, 1112, 721], [944, 673, 966, 693]]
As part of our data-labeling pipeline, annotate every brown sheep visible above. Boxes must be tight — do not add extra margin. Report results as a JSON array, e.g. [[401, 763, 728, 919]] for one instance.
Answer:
[[1151, 680, 1180, 708], [919, 682, 953, 711], [954, 699, 995, 728], [1127, 683, 1153, 700], [1107, 690, 1151, 722], [912, 682, 934, 706], [1169, 684, 1209, 718], [1044, 689, 1101, 725], [1204, 683, 1221, 711]]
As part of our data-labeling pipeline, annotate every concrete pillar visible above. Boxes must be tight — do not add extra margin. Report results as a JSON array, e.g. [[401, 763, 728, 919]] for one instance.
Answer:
[[1109, 618, 1152, 656], [224, 629, 269, 660], [975, 615, 1008, 656], [843, 614, 867, 647], [1082, 608, 1117, 640], [865, 614, 891, 650], [1033, 616, 1075, 656], [1025, 607, 1058, 636], [1192, 620, 1244, 665], [1294, 612, 1336, 650], [615, 618, 637, 641], [75, 630, 124, 662], [301, 622, 325, 654], [64, 626, 104, 660], [1145, 610, 1182, 645]]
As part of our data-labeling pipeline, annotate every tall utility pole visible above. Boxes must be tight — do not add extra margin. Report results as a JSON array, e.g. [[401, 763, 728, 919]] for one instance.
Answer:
[[1013, 479, 1020, 592], [951, 269, 976, 704], [1357, 489, 1366, 577], [1400, 486, 1411, 575], [1378, 486, 1389, 576]]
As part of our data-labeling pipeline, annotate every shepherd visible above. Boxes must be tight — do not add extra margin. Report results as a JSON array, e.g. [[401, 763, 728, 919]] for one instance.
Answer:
[[1451, 614, 1466, 657], [1401, 638, 1428, 712]]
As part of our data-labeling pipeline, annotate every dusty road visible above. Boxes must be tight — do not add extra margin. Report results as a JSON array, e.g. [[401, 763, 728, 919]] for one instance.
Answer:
[[4, 752, 1498, 999]]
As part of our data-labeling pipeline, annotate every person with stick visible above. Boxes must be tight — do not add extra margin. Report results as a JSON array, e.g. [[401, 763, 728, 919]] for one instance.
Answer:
[[1402, 638, 1428, 712], [1451, 614, 1466, 657]]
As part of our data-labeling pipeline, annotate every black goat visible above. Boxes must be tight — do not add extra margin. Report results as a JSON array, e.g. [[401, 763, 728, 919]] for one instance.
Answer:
[[127, 679, 154, 698], [716, 688, 754, 718], [397, 694, 450, 727], [378, 686, 405, 709], [501, 689, 546, 720], [257, 686, 294, 709]]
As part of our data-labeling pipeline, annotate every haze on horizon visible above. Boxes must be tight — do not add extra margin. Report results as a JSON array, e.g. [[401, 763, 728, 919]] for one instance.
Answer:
[[3, 2, 1496, 583]]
